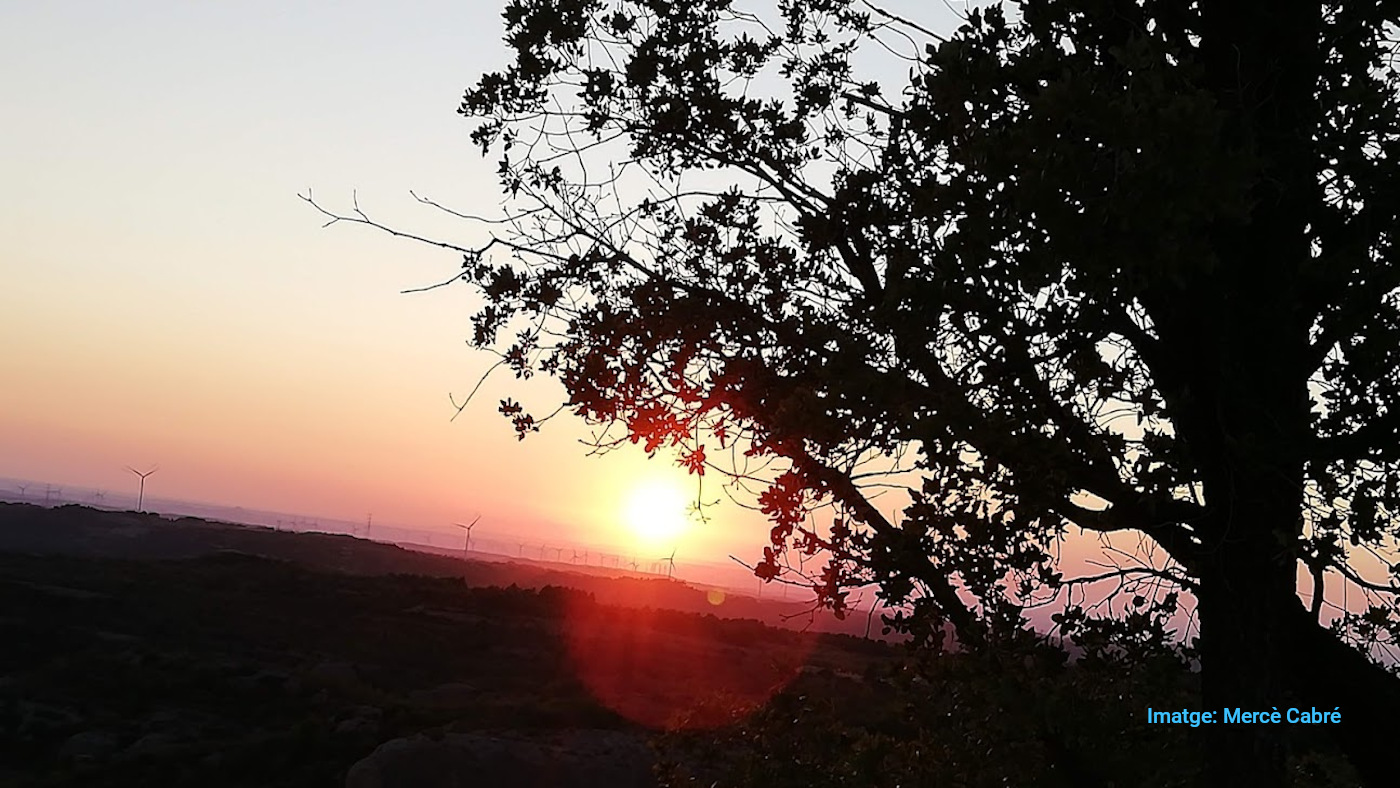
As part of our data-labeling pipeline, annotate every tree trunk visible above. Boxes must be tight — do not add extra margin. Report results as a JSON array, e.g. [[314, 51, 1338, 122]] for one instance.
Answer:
[[1196, 519, 1298, 788], [1189, 5, 1320, 779], [1185, 290, 1311, 788]]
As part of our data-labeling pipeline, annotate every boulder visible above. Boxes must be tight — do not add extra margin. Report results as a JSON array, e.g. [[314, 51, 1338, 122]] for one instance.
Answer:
[[406, 683, 477, 710], [17, 701, 83, 737], [59, 731, 119, 761], [335, 705, 383, 738], [125, 731, 183, 758], [344, 729, 656, 788], [307, 660, 360, 686]]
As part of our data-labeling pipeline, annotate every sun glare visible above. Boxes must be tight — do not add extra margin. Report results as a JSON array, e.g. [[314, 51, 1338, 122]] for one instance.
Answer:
[[622, 477, 691, 547]]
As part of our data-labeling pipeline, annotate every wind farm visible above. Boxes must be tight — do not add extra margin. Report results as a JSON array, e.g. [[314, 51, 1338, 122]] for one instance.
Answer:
[[0, 478, 864, 624]]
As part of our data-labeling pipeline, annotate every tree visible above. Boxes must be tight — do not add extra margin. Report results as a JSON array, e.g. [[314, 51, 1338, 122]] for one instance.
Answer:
[[308, 1, 1400, 784]]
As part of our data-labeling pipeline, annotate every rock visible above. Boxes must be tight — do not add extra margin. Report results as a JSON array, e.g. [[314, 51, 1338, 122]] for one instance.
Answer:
[[307, 660, 360, 686], [126, 731, 183, 758], [344, 729, 656, 788], [146, 709, 183, 727], [17, 701, 83, 736], [335, 716, 379, 737], [60, 731, 119, 761], [233, 668, 291, 692], [407, 683, 477, 710], [141, 708, 224, 738], [335, 705, 382, 737]]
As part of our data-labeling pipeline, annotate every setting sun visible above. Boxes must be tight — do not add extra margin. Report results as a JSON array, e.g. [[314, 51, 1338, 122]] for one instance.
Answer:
[[622, 476, 691, 548]]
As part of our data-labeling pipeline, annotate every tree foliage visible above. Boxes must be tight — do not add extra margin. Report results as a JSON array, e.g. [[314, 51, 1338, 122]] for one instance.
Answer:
[[311, 1, 1400, 784]]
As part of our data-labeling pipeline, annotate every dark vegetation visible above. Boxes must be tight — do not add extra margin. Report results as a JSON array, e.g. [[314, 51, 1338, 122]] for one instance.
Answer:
[[2, 552, 619, 786], [0, 503, 859, 786], [0, 503, 1362, 786]]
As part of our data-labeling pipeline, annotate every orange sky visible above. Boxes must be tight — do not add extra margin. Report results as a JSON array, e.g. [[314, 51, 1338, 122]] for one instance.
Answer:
[[2, 1, 1387, 629], [0, 0, 836, 575], [0, 1, 1195, 604]]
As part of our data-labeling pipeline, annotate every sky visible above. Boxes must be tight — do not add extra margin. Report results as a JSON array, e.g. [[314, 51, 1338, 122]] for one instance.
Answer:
[[1, 1, 685, 558], [0, 1, 981, 580], [0, 0, 1382, 637]]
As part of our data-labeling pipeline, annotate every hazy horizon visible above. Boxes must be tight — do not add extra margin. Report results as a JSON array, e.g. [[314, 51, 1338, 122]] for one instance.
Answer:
[[0, 474, 801, 598]]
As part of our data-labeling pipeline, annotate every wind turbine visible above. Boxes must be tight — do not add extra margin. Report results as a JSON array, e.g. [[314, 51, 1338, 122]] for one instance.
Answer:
[[125, 466, 157, 512], [570, 549, 580, 564], [16, 483, 27, 502], [659, 549, 677, 579], [453, 515, 481, 554], [517, 542, 526, 557]]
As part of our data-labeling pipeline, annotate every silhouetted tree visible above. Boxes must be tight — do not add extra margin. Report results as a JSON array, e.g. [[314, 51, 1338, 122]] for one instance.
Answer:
[[308, 1, 1400, 784]]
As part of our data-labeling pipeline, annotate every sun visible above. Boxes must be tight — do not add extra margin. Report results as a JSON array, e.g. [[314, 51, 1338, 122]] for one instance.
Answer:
[[622, 477, 691, 548]]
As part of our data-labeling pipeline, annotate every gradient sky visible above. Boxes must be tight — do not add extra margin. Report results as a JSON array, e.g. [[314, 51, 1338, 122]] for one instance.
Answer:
[[0, 1, 1374, 632], [4, 4, 1140, 614], [0, 1, 971, 574]]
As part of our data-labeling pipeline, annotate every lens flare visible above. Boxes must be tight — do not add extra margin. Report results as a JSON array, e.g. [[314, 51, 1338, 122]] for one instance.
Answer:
[[560, 593, 814, 730]]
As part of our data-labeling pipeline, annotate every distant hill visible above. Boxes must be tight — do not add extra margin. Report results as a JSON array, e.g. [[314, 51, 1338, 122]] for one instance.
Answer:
[[0, 502, 888, 640]]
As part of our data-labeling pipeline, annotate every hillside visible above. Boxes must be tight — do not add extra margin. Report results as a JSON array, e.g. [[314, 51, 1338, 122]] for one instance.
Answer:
[[0, 503, 880, 638], [0, 503, 1358, 787], [0, 503, 886, 787]]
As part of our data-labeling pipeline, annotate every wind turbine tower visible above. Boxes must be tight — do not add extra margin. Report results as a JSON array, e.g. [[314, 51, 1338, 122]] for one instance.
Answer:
[[125, 466, 158, 512], [659, 548, 677, 579], [453, 515, 481, 555]]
